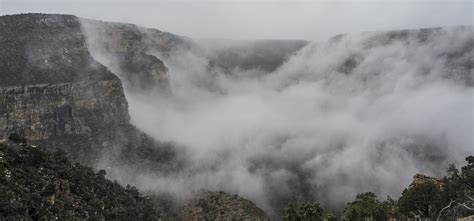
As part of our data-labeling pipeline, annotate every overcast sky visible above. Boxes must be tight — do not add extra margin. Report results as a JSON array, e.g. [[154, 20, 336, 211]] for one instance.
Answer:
[[1, 0, 472, 40]]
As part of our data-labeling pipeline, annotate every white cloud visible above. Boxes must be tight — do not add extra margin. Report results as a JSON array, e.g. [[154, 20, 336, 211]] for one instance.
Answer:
[[84, 25, 474, 215]]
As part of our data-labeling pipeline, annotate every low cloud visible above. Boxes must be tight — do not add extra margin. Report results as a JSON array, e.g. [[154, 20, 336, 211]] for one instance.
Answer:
[[84, 22, 473, 216]]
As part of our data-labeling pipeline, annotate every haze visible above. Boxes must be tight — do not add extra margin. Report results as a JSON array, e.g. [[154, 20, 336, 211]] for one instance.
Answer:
[[1, 0, 472, 40]]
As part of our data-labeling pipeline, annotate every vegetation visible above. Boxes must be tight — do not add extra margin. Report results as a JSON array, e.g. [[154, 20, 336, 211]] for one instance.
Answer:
[[341, 192, 394, 221], [0, 134, 160, 220], [2, 133, 472, 221], [398, 180, 442, 218], [283, 156, 474, 221], [282, 201, 340, 221]]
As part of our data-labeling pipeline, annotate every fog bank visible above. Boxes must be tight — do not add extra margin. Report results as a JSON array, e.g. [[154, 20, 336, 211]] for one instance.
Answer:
[[84, 23, 474, 216]]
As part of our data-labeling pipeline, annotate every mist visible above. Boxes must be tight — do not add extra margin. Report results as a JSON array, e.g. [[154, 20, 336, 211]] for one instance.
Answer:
[[2, 0, 472, 40], [80, 17, 473, 217]]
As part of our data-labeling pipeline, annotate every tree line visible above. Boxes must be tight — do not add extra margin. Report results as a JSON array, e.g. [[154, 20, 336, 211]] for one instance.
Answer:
[[282, 156, 474, 221]]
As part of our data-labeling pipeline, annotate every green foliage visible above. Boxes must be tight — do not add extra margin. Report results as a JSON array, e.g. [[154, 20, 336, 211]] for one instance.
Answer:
[[341, 192, 391, 221], [398, 181, 441, 218], [461, 156, 474, 189], [323, 210, 337, 221], [397, 156, 474, 220], [0, 140, 160, 220], [283, 202, 324, 221], [380, 196, 399, 218], [283, 202, 298, 221], [280, 156, 473, 221], [435, 156, 474, 220]]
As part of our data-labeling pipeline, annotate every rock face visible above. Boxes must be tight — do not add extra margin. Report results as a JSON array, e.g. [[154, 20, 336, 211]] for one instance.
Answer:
[[179, 190, 269, 221], [80, 19, 190, 93], [0, 13, 178, 167], [412, 173, 445, 189], [0, 81, 131, 164], [0, 81, 128, 141], [0, 14, 124, 163]]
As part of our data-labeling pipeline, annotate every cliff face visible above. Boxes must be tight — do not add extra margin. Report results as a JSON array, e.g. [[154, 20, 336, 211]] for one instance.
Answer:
[[0, 80, 131, 164], [0, 13, 176, 167], [80, 19, 190, 93], [0, 81, 128, 140]]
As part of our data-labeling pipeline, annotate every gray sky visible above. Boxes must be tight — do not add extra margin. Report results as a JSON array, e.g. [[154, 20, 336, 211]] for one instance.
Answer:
[[1, 0, 472, 40]]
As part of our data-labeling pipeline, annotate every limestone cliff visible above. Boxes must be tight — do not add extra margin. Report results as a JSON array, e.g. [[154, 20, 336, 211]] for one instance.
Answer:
[[0, 13, 175, 168], [80, 19, 190, 93], [0, 80, 130, 163]]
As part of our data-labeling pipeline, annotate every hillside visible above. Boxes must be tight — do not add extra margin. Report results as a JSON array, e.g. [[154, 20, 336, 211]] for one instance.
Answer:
[[0, 135, 160, 220]]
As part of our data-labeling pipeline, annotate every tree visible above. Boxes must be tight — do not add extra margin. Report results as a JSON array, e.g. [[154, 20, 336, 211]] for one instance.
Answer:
[[283, 203, 298, 221], [398, 180, 442, 219], [283, 202, 324, 221], [435, 156, 474, 220], [461, 156, 474, 189], [342, 192, 390, 221], [323, 210, 337, 221]]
